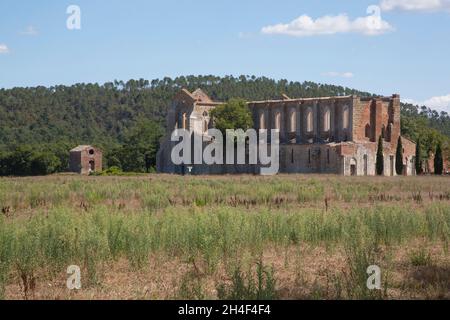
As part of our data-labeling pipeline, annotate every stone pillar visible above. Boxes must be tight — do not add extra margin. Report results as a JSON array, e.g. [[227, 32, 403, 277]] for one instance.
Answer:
[[375, 99, 383, 141], [329, 101, 335, 142], [314, 101, 320, 143], [391, 94, 401, 144], [280, 104, 287, 144], [267, 104, 272, 144], [370, 100, 376, 142], [334, 102, 340, 142], [296, 103, 302, 144]]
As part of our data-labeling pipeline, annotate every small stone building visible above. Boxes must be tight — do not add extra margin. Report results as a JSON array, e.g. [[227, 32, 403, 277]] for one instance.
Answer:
[[69, 145, 103, 174]]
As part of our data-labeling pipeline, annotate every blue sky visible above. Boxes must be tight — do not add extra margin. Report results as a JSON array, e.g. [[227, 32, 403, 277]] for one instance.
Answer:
[[1, 0, 450, 112]]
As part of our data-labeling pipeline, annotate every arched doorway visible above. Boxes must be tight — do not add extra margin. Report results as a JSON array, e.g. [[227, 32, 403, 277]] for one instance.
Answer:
[[350, 158, 357, 176], [89, 160, 95, 172]]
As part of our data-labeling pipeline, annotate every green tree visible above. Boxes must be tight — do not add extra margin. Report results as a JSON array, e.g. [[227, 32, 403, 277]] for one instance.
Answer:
[[119, 119, 163, 172], [0, 151, 11, 176], [105, 147, 123, 169], [376, 136, 384, 176], [47, 141, 73, 172], [118, 148, 145, 173], [395, 136, 404, 175], [210, 98, 253, 134], [0, 146, 60, 176], [415, 139, 423, 175], [6, 146, 34, 176], [30, 151, 61, 175], [434, 143, 444, 175]]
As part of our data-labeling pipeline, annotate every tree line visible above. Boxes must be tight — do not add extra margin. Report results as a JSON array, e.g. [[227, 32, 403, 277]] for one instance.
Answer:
[[0, 75, 449, 176]]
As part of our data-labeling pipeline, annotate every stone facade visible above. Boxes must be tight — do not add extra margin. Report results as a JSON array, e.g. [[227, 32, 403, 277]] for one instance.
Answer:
[[157, 89, 417, 176], [69, 145, 103, 175]]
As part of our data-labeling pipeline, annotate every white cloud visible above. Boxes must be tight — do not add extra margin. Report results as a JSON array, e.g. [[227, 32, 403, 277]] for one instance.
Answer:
[[261, 12, 393, 37], [402, 95, 450, 113], [20, 25, 38, 36], [323, 71, 354, 78], [0, 44, 9, 54], [423, 95, 450, 113], [401, 98, 418, 105], [380, 0, 450, 12]]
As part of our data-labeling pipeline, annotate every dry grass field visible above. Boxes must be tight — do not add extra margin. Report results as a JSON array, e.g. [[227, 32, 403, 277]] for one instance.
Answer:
[[0, 174, 449, 300]]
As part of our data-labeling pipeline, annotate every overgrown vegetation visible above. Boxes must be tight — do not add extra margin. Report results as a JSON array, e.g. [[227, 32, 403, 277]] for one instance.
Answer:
[[409, 248, 433, 267], [0, 175, 448, 299], [217, 260, 277, 300]]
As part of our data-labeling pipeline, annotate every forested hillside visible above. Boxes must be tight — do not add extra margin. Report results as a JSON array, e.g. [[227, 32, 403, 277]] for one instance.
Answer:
[[0, 75, 449, 175]]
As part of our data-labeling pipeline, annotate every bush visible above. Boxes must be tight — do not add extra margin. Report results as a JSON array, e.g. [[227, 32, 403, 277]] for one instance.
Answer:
[[30, 152, 61, 175], [103, 166, 123, 175], [216, 260, 277, 300], [409, 249, 432, 267], [92, 166, 148, 176], [0, 147, 60, 176]]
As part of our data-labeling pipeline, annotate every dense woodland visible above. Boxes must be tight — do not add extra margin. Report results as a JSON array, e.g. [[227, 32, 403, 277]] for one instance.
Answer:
[[0, 75, 449, 175]]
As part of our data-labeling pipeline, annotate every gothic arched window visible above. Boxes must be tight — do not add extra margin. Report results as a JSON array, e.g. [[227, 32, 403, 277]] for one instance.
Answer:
[[290, 110, 296, 132], [323, 107, 331, 132], [260, 112, 266, 130], [365, 124, 371, 138], [306, 108, 313, 133], [343, 105, 350, 130], [275, 112, 281, 130]]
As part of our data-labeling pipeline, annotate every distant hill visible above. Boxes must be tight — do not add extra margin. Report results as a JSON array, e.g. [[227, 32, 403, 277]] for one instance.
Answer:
[[0, 75, 448, 174]]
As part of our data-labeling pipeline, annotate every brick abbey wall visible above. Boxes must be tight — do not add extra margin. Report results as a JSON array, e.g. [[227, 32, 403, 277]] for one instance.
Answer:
[[157, 89, 417, 176], [353, 95, 401, 144]]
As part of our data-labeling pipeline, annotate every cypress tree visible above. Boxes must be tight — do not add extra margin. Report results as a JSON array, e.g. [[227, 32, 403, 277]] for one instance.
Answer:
[[376, 136, 384, 176], [415, 139, 422, 175], [434, 143, 443, 175], [395, 136, 404, 175]]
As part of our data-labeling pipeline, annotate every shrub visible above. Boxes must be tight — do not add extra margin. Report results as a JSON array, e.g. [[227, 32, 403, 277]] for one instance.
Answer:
[[217, 260, 277, 300], [409, 248, 432, 267]]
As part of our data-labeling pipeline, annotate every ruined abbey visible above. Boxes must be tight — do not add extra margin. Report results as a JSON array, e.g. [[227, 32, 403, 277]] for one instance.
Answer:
[[156, 88, 417, 176]]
